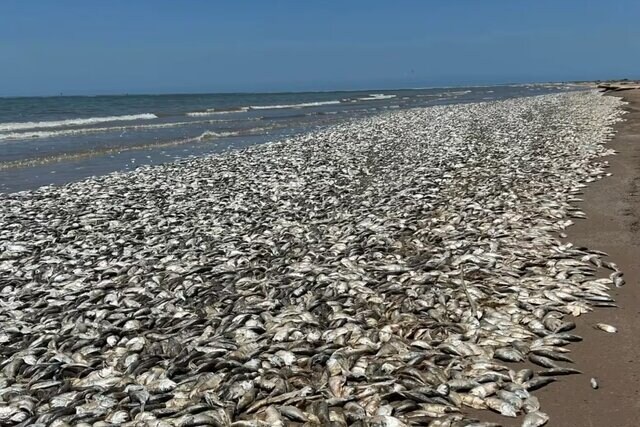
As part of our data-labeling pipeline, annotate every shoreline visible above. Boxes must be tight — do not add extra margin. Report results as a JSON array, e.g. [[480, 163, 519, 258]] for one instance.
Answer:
[[0, 91, 629, 426], [0, 85, 577, 194], [536, 90, 640, 426], [474, 89, 640, 427]]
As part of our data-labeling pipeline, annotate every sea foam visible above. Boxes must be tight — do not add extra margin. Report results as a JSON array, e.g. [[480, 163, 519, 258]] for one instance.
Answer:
[[0, 118, 230, 141], [0, 113, 158, 132], [249, 100, 341, 110], [186, 107, 250, 117], [357, 94, 397, 101]]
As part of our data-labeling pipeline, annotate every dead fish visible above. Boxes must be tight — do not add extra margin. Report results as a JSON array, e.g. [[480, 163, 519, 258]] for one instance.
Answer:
[[513, 369, 534, 384], [496, 390, 523, 410], [523, 377, 556, 391], [469, 382, 500, 399], [522, 411, 549, 427], [367, 415, 409, 427], [278, 405, 307, 422], [528, 354, 559, 369], [0, 91, 625, 427], [485, 397, 517, 417], [538, 367, 582, 376], [522, 396, 540, 414], [494, 347, 525, 362], [456, 393, 487, 410], [594, 323, 617, 333], [531, 348, 574, 363]]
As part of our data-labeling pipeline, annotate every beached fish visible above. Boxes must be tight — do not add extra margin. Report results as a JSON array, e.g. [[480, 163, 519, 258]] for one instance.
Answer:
[[0, 91, 625, 425], [522, 411, 549, 427], [595, 323, 618, 333]]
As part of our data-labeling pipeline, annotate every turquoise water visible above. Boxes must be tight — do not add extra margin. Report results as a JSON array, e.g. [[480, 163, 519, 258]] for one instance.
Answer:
[[0, 84, 578, 192]]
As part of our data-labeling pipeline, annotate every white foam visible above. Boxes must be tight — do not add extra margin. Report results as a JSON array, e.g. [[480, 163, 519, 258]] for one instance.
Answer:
[[187, 112, 224, 117], [441, 90, 472, 96], [186, 107, 249, 117], [249, 100, 341, 110], [195, 130, 238, 141], [0, 119, 230, 141], [0, 113, 158, 132], [356, 94, 397, 101]]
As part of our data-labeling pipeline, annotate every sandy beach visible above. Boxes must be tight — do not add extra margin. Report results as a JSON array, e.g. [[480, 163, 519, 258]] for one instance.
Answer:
[[537, 90, 640, 426], [476, 89, 640, 427], [3, 1, 639, 425], [0, 91, 632, 426]]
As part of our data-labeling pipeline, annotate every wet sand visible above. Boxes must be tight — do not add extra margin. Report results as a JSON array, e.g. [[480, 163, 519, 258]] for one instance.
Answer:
[[537, 90, 640, 426]]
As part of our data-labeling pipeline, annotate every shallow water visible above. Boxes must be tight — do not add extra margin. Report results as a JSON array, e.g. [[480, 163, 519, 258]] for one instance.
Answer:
[[0, 84, 580, 192]]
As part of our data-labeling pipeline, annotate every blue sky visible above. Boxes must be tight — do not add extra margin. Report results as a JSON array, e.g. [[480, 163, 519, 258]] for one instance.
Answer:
[[1, 0, 639, 96]]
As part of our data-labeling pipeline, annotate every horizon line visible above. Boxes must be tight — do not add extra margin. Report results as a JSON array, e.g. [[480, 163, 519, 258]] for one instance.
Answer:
[[0, 79, 591, 100]]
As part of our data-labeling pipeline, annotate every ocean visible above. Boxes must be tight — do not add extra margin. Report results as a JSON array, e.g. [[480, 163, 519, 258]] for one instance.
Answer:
[[0, 83, 580, 193]]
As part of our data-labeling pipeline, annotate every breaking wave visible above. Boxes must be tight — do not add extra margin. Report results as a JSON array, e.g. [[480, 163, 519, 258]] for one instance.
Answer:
[[357, 94, 397, 101], [248, 100, 342, 110], [186, 107, 250, 117], [0, 113, 158, 132], [194, 130, 238, 141], [0, 119, 233, 141]]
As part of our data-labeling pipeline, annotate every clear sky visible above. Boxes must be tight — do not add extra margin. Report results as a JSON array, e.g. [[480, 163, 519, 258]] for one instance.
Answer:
[[1, 0, 639, 96]]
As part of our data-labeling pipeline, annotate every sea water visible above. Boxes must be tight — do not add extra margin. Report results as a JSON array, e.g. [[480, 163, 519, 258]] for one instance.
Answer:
[[0, 84, 579, 192]]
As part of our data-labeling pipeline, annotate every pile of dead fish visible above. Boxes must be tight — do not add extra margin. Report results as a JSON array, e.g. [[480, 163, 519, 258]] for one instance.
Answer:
[[0, 91, 626, 426]]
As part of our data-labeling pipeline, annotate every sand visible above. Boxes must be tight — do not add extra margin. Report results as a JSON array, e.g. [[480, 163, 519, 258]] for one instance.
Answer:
[[466, 90, 640, 427], [534, 90, 640, 426]]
